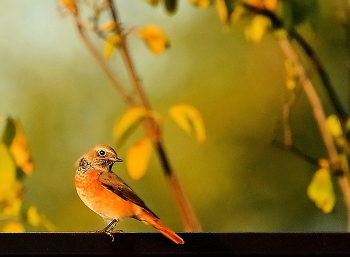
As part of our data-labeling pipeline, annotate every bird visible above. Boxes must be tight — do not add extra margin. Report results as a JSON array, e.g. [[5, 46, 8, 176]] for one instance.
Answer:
[[74, 144, 185, 244]]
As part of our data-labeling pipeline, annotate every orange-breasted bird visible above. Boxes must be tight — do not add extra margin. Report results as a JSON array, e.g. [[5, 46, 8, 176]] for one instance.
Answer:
[[74, 144, 185, 244]]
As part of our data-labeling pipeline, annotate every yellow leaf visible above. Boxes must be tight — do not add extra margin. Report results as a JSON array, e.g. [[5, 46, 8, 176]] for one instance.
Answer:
[[139, 25, 170, 55], [264, 0, 278, 11], [113, 107, 148, 142], [326, 115, 343, 138], [103, 34, 121, 58], [169, 104, 206, 143], [9, 119, 34, 176], [101, 20, 116, 32], [1, 221, 25, 232], [231, 5, 246, 22], [244, 15, 271, 43], [2, 197, 22, 219], [0, 141, 17, 200], [58, 0, 78, 16], [27, 206, 41, 227], [188, 0, 211, 8], [143, 0, 161, 6], [307, 168, 335, 213], [126, 138, 153, 180], [216, 0, 229, 23]]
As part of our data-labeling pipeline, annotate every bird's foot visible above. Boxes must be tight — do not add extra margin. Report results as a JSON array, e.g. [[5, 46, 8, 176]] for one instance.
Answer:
[[91, 219, 120, 242]]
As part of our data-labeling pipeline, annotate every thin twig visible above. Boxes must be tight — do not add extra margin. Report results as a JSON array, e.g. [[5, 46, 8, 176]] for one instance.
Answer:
[[282, 91, 296, 146], [271, 139, 319, 166]]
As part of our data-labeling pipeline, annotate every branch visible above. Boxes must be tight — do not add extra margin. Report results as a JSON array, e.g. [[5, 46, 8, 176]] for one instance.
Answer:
[[278, 36, 350, 231], [271, 139, 319, 166], [242, 2, 349, 122], [105, 0, 202, 232]]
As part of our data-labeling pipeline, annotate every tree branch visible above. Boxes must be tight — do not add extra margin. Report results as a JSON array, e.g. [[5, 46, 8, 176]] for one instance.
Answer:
[[242, 2, 349, 122], [278, 36, 350, 230], [105, 0, 202, 232]]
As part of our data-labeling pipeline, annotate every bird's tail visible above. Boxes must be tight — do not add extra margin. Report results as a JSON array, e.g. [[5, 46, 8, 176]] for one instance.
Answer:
[[137, 210, 185, 244]]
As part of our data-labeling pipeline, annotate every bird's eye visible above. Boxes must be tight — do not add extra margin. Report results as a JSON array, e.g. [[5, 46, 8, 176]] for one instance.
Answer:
[[98, 150, 106, 156]]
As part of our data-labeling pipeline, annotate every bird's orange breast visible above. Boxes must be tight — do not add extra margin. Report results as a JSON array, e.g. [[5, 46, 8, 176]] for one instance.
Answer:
[[75, 170, 139, 220]]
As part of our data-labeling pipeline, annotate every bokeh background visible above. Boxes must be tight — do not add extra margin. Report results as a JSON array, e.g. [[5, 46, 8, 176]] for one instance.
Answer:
[[0, 0, 349, 233]]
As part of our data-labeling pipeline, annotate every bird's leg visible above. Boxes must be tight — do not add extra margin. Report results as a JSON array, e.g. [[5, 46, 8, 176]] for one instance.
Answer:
[[93, 219, 121, 242], [103, 219, 119, 232]]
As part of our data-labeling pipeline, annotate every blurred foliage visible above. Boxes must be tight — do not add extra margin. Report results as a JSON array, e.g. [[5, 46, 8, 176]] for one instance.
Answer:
[[0, 0, 349, 233], [0, 117, 55, 232]]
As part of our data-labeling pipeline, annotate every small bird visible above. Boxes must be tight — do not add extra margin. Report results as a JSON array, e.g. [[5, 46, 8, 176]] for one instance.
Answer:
[[74, 144, 185, 244]]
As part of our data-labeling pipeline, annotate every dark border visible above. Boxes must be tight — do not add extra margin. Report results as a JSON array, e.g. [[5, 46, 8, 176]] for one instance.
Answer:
[[1, 232, 350, 255]]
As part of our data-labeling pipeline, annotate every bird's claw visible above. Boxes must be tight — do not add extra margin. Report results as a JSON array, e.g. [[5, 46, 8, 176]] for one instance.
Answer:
[[91, 219, 122, 242], [103, 230, 115, 242]]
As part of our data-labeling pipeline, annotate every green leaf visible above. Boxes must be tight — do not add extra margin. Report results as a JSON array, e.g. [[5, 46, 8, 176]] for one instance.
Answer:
[[164, 0, 178, 15], [282, 0, 319, 30], [2, 117, 16, 147], [224, 0, 235, 21]]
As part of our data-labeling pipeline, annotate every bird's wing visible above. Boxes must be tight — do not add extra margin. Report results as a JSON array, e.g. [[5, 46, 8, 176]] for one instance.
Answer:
[[98, 171, 159, 219]]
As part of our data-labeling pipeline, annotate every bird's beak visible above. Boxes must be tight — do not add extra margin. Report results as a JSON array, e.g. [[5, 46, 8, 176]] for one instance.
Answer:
[[110, 157, 123, 162]]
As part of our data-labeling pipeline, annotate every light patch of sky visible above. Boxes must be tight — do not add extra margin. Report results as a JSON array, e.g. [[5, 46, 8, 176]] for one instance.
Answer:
[[0, 1, 209, 93]]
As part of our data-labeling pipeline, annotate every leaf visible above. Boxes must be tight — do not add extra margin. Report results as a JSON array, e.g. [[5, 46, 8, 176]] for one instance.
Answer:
[[2, 117, 16, 147], [169, 104, 206, 143], [59, 0, 78, 16], [9, 119, 34, 176], [2, 197, 22, 220], [27, 206, 41, 227], [216, 0, 229, 23], [264, 0, 278, 11], [126, 138, 153, 180], [216, 0, 234, 23], [1, 221, 25, 232], [231, 4, 246, 22], [244, 15, 271, 43], [24, 205, 56, 231], [101, 20, 116, 32], [326, 115, 343, 138], [282, 0, 319, 31], [139, 25, 170, 55], [164, 0, 178, 15], [307, 168, 335, 214], [142, 0, 161, 6], [188, 0, 211, 8], [103, 34, 121, 58], [113, 107, 148, 145], [0, 141, 17, 200]]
